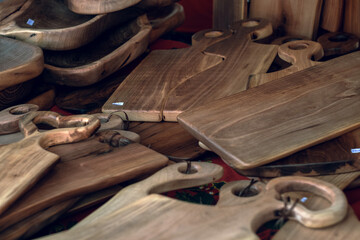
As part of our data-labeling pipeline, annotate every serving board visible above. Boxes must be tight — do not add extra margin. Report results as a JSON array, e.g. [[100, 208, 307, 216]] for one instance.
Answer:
[[320, 0, 344, 32], [103, 18, 277, 122], [0, 0, 140, 50], [0, 129, 168, 231], [317, 32, 359, 57], [43, 15, 151, 87], [0, 36, 43, 91], [344, 0, 360, 38], [178, 51, 360, 170], [39, 163, 348, 240], [249, 0, 323, 39], [0, 111, 100, 215]]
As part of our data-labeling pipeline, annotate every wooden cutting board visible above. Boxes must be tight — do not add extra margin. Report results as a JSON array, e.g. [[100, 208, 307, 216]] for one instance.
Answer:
[[0, 0, 140, 50], [344, 0, 360, 38], [39, 163, 347, 240], [317, 32, 359, 57], [0, 104, 38, 135], [249, 0, 323, 39], [0, 36, 43, 91], [178, 51, 360, 170], [0, 0, 27, 22], [320, 0, 344, 32], [0, 111, 100, 216], [212, 0, 247, 29], [0, 129, 168, 231], [43, 15, 151, 87], [103, 18, 277, 122]]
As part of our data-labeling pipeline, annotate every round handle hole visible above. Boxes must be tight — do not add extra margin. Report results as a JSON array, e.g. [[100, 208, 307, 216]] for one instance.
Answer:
[[9, 106, 31, 115], [204, 31, 224, 38], [288, 43, 309, 50], [242, 20, 260, 27], [328, 34, 349, 42]]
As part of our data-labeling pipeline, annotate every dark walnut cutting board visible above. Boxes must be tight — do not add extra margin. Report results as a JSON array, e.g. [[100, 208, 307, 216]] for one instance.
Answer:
[[0, 130, 168, 232], [103, 18, 277, 122], [178, 51, 360, 170]]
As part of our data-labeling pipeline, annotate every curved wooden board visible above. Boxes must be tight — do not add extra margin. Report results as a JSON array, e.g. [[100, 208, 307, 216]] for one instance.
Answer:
[[178, 51, 360, 170], [43, 15, 151, 87], [0, 36, 43, 91]]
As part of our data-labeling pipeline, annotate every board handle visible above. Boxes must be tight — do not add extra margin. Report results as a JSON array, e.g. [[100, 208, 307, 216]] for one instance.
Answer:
[[233, 18, 273, 41], [19, 111, 100, 147], [266, 176, 348, 228], [0, 104, 38, 135]]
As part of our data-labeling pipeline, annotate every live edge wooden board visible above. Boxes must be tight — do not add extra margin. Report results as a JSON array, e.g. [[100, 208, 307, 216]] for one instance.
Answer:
[[178, 51, 360, 170], [103, 18, 278, 122]]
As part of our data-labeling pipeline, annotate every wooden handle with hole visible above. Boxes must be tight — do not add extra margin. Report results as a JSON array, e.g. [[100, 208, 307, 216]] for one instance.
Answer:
[[0, 104, 38, 135], [75, 162, 224, 227]]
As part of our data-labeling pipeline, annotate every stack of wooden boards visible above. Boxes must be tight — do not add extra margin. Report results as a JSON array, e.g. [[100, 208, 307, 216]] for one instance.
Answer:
[[0, 0, 360, 239]]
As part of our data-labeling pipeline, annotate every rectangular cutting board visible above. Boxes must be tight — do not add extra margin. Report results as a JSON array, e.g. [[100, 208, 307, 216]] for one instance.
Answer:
[[178, 51, 360, 170]]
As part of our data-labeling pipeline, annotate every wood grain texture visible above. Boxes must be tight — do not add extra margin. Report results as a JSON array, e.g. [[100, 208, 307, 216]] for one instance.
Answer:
[[249, 0, 323, 39], [178, 51, 360, 170], [213, 0, 247, 29], [39, 168, 347, 240], [0, 36, 43, 91], [317, 32, 359, 57], [64, 0, 141, 14], [0, 0, 143, 50], [320, 0, 344, 32], [0, 111, 100, 215], [0, 104, 38, 135], [103, 18, 277, 122], [344, 0, 360, 38], [0, 198, 79, 240], [27, 88, 56, 111], [272, 172, 360, 240], [43, 15, 151, 87], [0, 129, 167, 232], [0, 0, 27, 22]]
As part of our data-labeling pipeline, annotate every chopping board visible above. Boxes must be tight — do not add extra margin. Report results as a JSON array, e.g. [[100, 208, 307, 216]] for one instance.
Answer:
[[178, 51, 360, 170], [320, 0, 344, 32], [0, 0, 139, 50], [212, 0, 247, 29], [43, 15, 151, 87], [344, 0, 360, 38], [0, 36, 43, 91], [39, 163, 347, 240], [249, 0, 323, 39], [0, 111, 100, 215], [0, 0, 27, 22], [0, 129, 168, 231], [317, 32, 359, 57], [103, 18, 277, 122]]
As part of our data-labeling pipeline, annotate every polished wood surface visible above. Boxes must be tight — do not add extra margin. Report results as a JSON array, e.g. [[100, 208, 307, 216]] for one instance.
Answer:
[[320, 0, 344, 32], [0, 129, 168, 231], [0, 104, 38, 135], [0, 36, 43, 91], [178, 51, 360, 170], [0, 111, 100, 215], [103, 18, 277, 122], [39, 164, 347, 240], [317, 32, 359, 57], [249, 0, 323, 39], [43, 15, 151, 87], [0, 0, 139, 50], [344, 0, 360, 38], [212, 0, 247, 29]]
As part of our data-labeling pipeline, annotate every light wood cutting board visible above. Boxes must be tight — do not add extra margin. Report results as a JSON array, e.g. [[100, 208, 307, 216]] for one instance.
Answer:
[[249, 0, 323, 39], [178, 51, 360, 170], [103, 18, 277, 122], [0, 129, 168, 231]]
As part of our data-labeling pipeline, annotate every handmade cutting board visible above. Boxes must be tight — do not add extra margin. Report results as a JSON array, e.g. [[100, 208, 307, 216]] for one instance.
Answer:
[[320, 0, 344, 32], [249, 0, 323, 39], [103, 18, 277, 121], [212, 0, 247, 29], [0, 0, 139, 50], [0, 104, 38, 135], [39, 163, 347, 240], [344, 0, 360, 38], [0, 111, 100, 215], [178, 51, 360, 170], [43, 15, 151, 87], [0, 36, 43, 91], [317, 32, 359, 57], [0, 129, 168, 231]]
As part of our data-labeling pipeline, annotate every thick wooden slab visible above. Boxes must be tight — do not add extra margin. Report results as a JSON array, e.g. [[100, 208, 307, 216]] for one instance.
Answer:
[[103, 18, 277, 122], [344, 0, 360, 38], [212, 0, 247, 29], [0, 36, 43, 91], [0, 0, 27, 22], [0, 130, 168, 231], [43, 15, 151, 87], [0, 104, 38, 135], [320, 0, 344, 32], [249, 0, 323, 39], [178, 51, 360, 170], [0, 0, 140, 50]]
